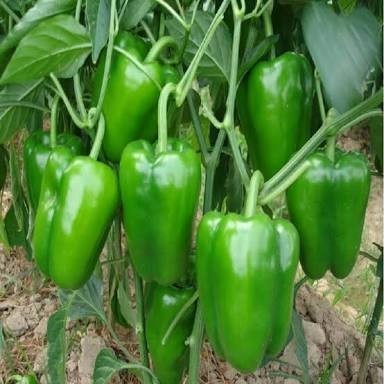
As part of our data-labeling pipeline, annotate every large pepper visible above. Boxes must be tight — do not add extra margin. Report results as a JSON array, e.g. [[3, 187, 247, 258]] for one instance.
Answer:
[[93, 32, 179, 162], [33, 151, 119, 289], [23, 130, 83, 211], [238, 52, 313, 180], [119, 139, 201, 285], [196, 173, 299, 372], [286, 150, 370, 279], [145, 283, 196, 384]]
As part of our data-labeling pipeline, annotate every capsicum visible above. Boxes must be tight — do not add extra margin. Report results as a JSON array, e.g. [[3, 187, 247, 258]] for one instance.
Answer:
[[238, 52, 314, 180], [93, 32, 179, 162], [196, 172, 299, 372], [286, 150, 371, 279], [33, 118, 119, 289], [24, 130, 83, 211], [145, 283, 196, 384], [119, 139, 201, 285]]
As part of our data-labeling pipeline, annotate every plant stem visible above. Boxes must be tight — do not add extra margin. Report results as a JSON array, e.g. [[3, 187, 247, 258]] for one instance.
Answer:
[[315, 69, 326, 122], [144, 36, 179, 63], [262, 0, 275, 59], [222, 6, 250, 189], [326, 136, 336, 162], [0, 0, 19, 23], [157, 83, 176, 153], [106, 322, 138, 362], [155, 0, 188, 29], [73, 74, 87, 121], [258, 160, 310, 205], [50, 95, 60, 148], [141, 20, 156, 44], [187, 303, 204, 384], [175, 0, 231, 106], [244, 171, 263, 217], [162, 291, 199, 345], [260, 89, 383, 198], [133, 271, 152, 384], [187, 91, 210, 165], [357, 268, 383, 384], [89, 0, 117, 128], [50, 73, 87, 129], [89, 114, 105, 160]]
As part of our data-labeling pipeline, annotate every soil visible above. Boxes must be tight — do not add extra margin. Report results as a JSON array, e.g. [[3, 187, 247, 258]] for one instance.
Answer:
[[0, 128, 382, 384]]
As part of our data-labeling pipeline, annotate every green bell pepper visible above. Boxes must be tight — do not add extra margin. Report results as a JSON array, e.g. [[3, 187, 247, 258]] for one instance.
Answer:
[[286, 150, 371, 279], [238, 52, 313, 180], [197, 172, 299, 372], [145, 283, 196, 384], [33, 152, 119, 289], [119, 139, 201, 285], [23, 130, 83, 211], [93, 32, 179, 162]]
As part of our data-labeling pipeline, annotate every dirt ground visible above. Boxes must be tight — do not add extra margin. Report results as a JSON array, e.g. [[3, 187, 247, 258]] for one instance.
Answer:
[[0, 127, 382, 384]]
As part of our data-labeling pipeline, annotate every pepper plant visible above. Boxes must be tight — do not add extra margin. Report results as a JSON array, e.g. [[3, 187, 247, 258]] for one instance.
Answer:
[[0, 0, 382, 383]]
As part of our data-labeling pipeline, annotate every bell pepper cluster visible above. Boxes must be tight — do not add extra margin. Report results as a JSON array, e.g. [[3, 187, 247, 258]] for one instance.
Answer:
[[24, 30, 371, 383]]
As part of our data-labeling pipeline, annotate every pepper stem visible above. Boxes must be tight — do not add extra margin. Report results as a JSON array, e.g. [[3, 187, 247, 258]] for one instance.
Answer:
[[157, 83, 176, 153], [244, 171, 264, 217], [144, 36, 179, 64], [262, 0, 275, 59], [326, 135, 336, 162], [50, 95, 60, 148], [89, 114, 105, 160]]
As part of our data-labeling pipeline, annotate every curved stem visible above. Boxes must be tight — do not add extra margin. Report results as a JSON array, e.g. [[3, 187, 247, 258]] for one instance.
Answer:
[[133, 271, 151, 384], [187, 303, 204, 384], [144, 36, 179, 63], [75, 0, 82, 20], [162, 291, 199, 345], [244, 171, 263, 217], [259, 160, 310, 205], [155, 0, 188, 29], [50, 95, 60, 148], [89, 0, 117, 128], [260, 89, 383, 197], [157, 83, 176, 153], [50, 73, 87, 129], [175, 0, 231, 106], [262, 0, 275, 59], [89, 114, 105, 160], [113, 46, 162, 90], [315, 69, 326, 122]]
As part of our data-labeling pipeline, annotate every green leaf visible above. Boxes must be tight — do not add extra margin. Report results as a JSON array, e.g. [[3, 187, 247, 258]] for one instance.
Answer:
[[59, 274, 106, 322], [47, 308, 68, 384], [117, 281, 136, 327], [86, 0, 111, 63], [93, 348, 158, 384], [9, 145, 23, 227], [291, 311, 310, 383], [0, 15, 91, 84], [238, 35, 279, 83], [166, 11, 232, 80], [120, 0, 155, 30], [0, 0, 76, 56], [0, 80, 44, 143], [0, 216, 9, 248], [301, 2, 382, 113]]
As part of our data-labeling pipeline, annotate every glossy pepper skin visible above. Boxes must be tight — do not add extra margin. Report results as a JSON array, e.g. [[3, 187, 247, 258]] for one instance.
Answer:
[[196, 211, 299, 372], [93, 32, 179, 162], [145, 283, 196, 384], [24, 130, 83, 210], [119, 139, 201, 285], [286, 151, 370, 279], [238, 52, 313, 180], [33, 155, 119, 289]]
